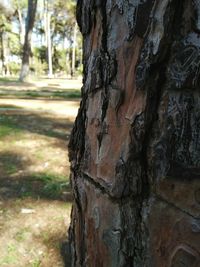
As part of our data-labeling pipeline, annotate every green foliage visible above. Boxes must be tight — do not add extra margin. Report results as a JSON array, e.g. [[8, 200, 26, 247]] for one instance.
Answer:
[[33, 46, 46, 63], [52, 48, 66, 72], [9, 33, 21, 56], [8, 61, 21, 75], [0, 14, 11, 33], [12, 0, 27, 11]]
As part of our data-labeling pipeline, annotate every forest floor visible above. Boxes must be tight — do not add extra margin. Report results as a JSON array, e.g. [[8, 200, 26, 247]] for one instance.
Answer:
[[0, 77, 81, 267]]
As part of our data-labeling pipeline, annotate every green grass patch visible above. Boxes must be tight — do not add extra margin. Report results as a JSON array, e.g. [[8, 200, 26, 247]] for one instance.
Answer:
[[24, 89, 81, 99], [0, 244, 18, 265], [31, 173, 68, 183], [17, 173, 71, 200], [15, 227, 31, 242], [52, 90, 81, 98], [0, 77, 18, 83], [0, 89, 81, 99], [0, 124, 21, 139], [0, 116, 21, 138], [4, 162, 17, 175], [41, 182, 65, 199], [26, 92, 41, 97], [0, 105, 22, 109], [31, 259, 41, 267], [31, 173, 70, 199]]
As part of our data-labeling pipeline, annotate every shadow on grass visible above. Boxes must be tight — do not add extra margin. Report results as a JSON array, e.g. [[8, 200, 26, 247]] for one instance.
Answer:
[[0, 152, 72, 201], [0, 94, 74, 265], [0, 151, 29, 176], [0, 111, 73, 140], [0, 110, 74, 201], [0, 104, 23, 109], [0, 77, 35, 86], [0, 88, 81, 99], [0, 77, 19, 83]]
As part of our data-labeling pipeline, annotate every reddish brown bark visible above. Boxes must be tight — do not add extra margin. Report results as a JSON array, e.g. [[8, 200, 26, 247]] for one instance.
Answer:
[[68, 1, 200, 266]]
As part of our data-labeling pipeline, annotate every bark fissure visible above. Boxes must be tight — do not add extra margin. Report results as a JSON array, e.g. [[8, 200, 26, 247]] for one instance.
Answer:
[[156, 195, 198, 219], [121, 2, 181, 263]]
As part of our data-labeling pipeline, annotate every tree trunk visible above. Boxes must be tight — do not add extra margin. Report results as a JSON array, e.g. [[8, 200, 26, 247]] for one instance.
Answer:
[[17, 8, 25, 45], [46, 10, 53, 77], [43, 0, 53, 77], [19, 0, 37, 82], [0, 32, 5, 76], [71, 23, 78, 78], [68, 1, 200, 266], [0, 31, 10, 76]]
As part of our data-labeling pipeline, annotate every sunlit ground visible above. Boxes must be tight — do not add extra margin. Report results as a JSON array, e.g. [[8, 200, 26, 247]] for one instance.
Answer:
[[0, 77, 81, 267]]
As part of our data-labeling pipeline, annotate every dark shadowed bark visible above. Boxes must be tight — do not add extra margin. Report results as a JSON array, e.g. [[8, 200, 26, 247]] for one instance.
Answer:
[[19, 0, 37, 82], [68, 0, 200, 266]]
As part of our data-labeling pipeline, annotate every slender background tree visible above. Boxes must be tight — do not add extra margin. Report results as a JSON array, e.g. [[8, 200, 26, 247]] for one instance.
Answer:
[[68, 0, 200, 266], [0, 1, 14, 76], [19, 0, 37, 81]]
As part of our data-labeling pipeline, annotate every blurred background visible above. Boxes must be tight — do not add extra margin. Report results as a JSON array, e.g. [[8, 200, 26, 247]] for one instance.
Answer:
[[0, 0, 82, 79], [0, 0, 81, 266]]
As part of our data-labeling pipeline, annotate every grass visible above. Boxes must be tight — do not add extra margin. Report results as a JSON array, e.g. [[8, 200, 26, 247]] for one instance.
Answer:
[[52, 90, 81, 98], [15, 227, 31, 242], [31, 259, 41, 267], [5, 162, 18, 175], [0, 105, 22, 109], [0, 115, 22, 138], [28, 173, 70, 199], [31, 173, 68, 182], [0, 172, 70, 200], [0, 244, 18, 265], [0, 112, 71, 140], [0, 76, 82, 99], [0, 90, 81, 99], [0, 77, 79, 266], [0, 77, 18, 83], [0, 125, 21, 139], [0, 125, 18, 138]]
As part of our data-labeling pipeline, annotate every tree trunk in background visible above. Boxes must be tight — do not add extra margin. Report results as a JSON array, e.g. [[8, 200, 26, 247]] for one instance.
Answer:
[[0, 32, 10, 76], [71, 23, 77, 78], [0, 32, 5, 75], [43, 0, 53, 77], [19, 0, 37, 82], [69, 1, 200, 266], [46, 10, 53, 77], [17, 8, 25, 45]]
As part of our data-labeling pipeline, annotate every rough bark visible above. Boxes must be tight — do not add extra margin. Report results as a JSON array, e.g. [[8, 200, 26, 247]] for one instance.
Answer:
[[19, 0, 37, 82], [68, 1, 200, 266]]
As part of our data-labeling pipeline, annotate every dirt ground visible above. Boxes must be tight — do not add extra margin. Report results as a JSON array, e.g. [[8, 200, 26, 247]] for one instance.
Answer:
[[0, 78, 80, 267]]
